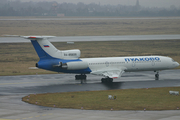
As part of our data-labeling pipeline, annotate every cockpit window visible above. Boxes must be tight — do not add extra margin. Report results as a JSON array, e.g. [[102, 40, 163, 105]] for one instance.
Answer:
[[171, 59, 176, 62]]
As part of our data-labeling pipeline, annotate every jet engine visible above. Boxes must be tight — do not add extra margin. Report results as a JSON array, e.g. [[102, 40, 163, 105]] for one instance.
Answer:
[[62, 61, 88, 70]]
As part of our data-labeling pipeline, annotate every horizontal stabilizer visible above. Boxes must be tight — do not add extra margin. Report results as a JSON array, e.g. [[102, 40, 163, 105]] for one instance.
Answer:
[[22, 36, 55, 40]]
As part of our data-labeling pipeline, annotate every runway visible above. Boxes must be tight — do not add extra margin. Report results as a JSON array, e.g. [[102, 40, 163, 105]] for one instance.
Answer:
[[0, 69, 180, 120], [0, 34, 180, 43]]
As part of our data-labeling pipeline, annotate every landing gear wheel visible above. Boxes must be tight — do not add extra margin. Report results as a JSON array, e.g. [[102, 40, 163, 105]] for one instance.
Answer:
[[155, 72, 159, 80], [101, 78, 113, 83], [82, 75, 87, 80], [75, 74, 87, 83], [75, 74, 87, 80], [75, 75, 78, 80], [101, 78, 105, 83], [109, 78, 113, 83]]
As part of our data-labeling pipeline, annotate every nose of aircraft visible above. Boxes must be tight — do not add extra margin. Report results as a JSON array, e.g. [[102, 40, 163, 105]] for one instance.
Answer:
[[176, 62, 180, 67]]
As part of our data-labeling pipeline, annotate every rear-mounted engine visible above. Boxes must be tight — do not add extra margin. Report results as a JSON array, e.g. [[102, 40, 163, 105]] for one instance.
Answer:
[[62, 61, 88, 70]]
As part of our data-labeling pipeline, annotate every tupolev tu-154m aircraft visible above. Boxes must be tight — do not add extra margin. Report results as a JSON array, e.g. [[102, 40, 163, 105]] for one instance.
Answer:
[[22, 36, 179, 83]]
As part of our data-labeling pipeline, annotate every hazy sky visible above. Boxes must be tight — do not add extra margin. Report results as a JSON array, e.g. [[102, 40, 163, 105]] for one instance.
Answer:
[[21, 0, 180, 8]]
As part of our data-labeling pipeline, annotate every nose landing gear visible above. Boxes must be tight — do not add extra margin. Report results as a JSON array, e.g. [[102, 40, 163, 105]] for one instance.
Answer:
[[155, 71, 159, 80]]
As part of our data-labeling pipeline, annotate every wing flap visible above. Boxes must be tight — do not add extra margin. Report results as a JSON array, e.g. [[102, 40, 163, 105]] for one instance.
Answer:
[[91, 68, 125, 78]]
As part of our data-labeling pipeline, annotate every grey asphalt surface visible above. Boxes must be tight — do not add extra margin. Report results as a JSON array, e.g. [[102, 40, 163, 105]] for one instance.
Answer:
[[0, 34, 180, 43], [0, 69, 180, 120]]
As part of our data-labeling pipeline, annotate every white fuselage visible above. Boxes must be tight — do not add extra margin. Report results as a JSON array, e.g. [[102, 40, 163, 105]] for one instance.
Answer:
[[81, 56, 179, 72]]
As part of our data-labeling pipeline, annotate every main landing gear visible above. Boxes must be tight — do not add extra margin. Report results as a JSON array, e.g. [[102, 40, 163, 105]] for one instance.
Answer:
[[155, 71, 159, 80], [101, 77, 113, 83], [75, 74, 87, 83]]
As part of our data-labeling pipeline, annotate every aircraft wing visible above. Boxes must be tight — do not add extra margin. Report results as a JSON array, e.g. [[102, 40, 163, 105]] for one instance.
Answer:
[[91, 68, 126, 79]]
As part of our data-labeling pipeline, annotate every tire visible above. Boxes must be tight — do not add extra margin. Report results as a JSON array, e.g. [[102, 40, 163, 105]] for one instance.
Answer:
[[109, 78, 113, 83], [155, 74, 159, 80], [101, 78, 105, 83]]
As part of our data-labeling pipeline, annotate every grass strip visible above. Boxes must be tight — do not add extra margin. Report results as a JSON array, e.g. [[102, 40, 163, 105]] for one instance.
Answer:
[[22, 87, 180, 110], [1, 17, 180, 36]]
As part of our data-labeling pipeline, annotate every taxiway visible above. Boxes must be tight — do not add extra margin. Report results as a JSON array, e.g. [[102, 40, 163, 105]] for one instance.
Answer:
[[0, 70, 180, 120], [0, 34, 180, 43]]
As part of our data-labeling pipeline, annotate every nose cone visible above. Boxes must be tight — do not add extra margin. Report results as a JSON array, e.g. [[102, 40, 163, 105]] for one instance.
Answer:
[[177, 62, 180, 67]]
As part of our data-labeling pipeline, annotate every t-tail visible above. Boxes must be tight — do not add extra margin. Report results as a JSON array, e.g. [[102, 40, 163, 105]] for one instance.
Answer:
[[22, 36, 90, 73], [22, 36, 81, 60]]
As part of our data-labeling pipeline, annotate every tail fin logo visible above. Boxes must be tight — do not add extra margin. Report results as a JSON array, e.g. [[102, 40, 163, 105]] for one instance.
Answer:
[[44, 45, 49, 47]]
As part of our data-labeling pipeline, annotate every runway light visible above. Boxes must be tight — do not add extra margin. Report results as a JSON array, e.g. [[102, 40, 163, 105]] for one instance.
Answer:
[[81, 107, 83, 110], [144, 108, 146, 111], [111, 108, 113, 111], [177, 107, 179, 110]]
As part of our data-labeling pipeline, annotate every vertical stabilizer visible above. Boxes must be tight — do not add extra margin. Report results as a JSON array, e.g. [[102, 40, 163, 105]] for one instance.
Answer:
[[31, 40, 49, 59], [22, 36, 81, 60], [22, 36, 58, 59]]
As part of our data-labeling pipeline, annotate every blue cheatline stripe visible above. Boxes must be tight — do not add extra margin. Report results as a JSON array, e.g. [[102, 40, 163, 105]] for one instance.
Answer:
[[37, 58, 92, 74], [30, 40, 53, 59], [30, 40, 92, 74]]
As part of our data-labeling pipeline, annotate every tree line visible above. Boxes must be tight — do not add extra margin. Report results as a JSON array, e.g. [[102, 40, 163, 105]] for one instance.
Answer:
[[0, 0, 180, 17]]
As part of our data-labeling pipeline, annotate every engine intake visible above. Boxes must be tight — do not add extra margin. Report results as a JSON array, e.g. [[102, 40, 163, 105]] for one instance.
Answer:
[[36, 63, 38, 67]]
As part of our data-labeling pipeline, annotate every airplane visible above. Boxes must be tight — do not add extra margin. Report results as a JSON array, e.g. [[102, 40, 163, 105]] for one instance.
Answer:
[[22, 36, 179, 83]]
